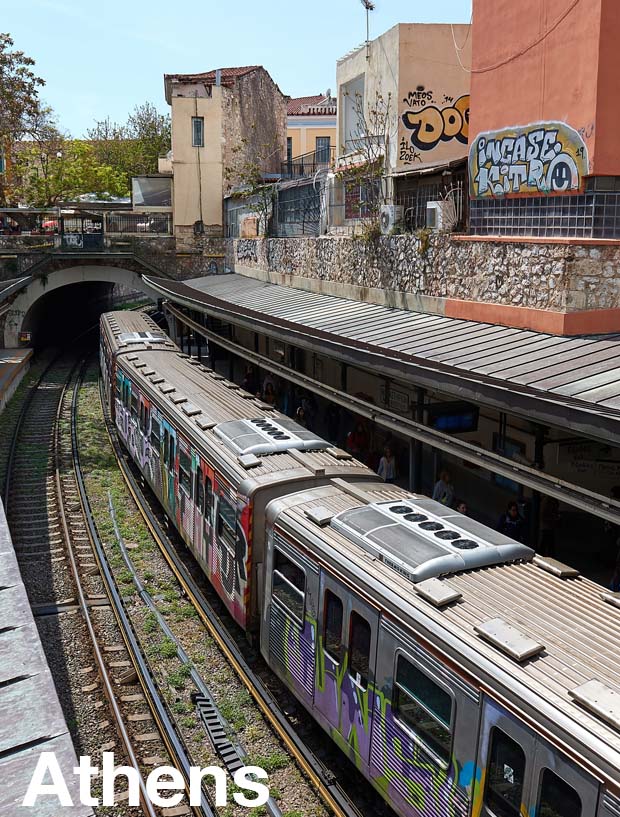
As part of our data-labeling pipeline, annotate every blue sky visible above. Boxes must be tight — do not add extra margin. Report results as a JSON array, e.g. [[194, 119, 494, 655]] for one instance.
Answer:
[[7, 0, 471, 137]]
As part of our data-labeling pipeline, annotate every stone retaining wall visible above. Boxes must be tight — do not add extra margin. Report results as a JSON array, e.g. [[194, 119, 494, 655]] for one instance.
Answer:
[[229, 234, 620, 316]]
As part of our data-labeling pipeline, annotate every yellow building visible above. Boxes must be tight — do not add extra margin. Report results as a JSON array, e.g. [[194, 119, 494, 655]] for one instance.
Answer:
[[285, 93, 336, 173], [164, 66, 287, 242]]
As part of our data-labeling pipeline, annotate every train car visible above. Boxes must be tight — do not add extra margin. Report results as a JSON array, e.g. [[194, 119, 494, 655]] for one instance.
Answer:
[[262, 481, 620, 817], [100, 311, 376, 630], [101, 311, 620, 817]]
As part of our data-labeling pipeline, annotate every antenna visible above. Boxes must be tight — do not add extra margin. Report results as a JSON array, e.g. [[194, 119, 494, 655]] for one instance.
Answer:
[[360, 0, 375, 60]]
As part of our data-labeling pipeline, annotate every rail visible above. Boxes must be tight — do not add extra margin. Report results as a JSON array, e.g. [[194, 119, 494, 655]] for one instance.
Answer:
[[280, 146, 335, 179], [73, 365, 214, 817], [100, 381, 363, 817]]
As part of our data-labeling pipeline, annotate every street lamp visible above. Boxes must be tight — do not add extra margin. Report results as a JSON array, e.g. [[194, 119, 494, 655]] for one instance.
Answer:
[[360, 0, 375, 60]]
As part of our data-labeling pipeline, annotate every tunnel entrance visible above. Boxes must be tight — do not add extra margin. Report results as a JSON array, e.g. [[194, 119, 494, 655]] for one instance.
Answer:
[[21, 281, 115, 350]]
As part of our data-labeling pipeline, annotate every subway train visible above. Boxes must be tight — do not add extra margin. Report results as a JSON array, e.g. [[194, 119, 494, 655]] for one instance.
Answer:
[[101, 310, 620, 817]]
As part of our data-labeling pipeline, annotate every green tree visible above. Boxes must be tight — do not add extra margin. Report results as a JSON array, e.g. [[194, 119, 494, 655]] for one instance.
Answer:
[[0, 33, 45, 204], [87, 101, 171, 188], [14, 138, 128, 206]]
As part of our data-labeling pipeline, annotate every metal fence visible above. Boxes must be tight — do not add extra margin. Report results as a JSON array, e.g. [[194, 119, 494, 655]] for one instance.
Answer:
[[105, 212, 172, 234], [280, 146, 335, 180], [274, 184, 322, 236], [395, 179, 467, 232]]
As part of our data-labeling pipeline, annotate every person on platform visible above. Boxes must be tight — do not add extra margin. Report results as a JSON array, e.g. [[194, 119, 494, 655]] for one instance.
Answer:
[[497, 500, 526, 543], [346, 421, 369, 461], [455, 499, 468, 516], [377, 446, 397, 484], [432, 470, 455, 507]]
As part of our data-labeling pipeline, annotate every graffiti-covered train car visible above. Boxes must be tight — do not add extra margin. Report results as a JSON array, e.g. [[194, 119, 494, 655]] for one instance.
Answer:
[[99, 310, 375, 630], [101, 311, 620, 817]]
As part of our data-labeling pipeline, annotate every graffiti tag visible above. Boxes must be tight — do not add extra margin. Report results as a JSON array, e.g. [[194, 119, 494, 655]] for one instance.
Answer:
[[469, 121, 589, 198], [399, 137, 422, 166], [402, 94, 470, 151]]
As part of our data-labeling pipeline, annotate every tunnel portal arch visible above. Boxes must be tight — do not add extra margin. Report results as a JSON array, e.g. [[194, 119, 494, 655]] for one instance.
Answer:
[[4, 265, 157, 348]]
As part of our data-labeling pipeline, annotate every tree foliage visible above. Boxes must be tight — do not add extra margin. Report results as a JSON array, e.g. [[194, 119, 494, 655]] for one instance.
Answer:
[[87, 102, 171, 188], [0, 33, 44, 142], [13, 135, 128, 206], [224, 137, 280, 237], [338, 89, 394, 234]]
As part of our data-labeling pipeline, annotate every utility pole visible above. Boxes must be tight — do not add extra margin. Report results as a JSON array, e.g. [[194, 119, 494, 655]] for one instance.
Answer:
[[360, 0, 375, 61]]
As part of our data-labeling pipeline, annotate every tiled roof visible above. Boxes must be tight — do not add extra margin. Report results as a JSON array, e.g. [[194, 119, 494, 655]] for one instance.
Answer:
[[288, 94, 337, 116], [166, 66, 261, 86]]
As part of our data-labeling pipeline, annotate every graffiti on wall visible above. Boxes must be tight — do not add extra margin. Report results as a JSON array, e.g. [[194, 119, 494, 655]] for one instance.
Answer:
[[469, 121, 589, 198], [401, 92, 470, 158]]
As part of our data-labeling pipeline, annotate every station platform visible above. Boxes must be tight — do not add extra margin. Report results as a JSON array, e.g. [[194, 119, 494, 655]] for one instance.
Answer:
[[0, 500, 91, 815], [0, 348, 32, 413]]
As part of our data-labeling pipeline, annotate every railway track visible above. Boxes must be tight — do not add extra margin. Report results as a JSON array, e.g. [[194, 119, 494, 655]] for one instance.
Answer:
[[4, 355, 209, 816], [97, 377, 385, 817]]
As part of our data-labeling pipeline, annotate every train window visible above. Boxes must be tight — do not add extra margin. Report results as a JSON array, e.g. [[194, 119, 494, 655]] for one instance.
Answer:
[[150, 417, 161, 450], [484, 727, 526, 817], [349, 612, 371, 689], [393, 656, 452, 764], [116, 372, 122, 399], [163, 429, 169, 463], [168, 436, 176, 470], [535, 770, 581, 817], [130, 392, 138, 417], [196, 470, 205, 513], [179, 450, 193, 498], [272, 550, 305, 622], [323, 590, 343, 663], [218, 496, 237, 549], [205, 476, 213, 521]]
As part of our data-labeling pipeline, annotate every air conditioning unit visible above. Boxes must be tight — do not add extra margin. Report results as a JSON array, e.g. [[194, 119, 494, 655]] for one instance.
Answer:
[[426, 201, 448, 230], [380, 204, 404, 234]]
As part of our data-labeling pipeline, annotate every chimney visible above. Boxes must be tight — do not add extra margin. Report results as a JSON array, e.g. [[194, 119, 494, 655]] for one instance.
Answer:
[[215, 69, 221, 86]]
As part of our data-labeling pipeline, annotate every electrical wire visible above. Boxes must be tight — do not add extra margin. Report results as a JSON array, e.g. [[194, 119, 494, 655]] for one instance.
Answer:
[[469, 0, 581, 74]]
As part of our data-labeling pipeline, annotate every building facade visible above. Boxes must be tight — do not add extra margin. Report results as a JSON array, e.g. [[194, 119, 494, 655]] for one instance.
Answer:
[[334, 23, 471, 229], [468, 0, 620, 238], [285, 93, 336, 173], [164, 66, 288, 244]]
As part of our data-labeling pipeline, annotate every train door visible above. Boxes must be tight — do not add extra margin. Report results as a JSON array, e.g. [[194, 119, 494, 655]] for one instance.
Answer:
[[316, 573, 379, 766], [265, 532, 318, 708], [315, 573, 347, 732], [176, 438, 195, 546], [193, 459, 211, 564], [161, 420, 176, 513], [474, 697, 599, 817]]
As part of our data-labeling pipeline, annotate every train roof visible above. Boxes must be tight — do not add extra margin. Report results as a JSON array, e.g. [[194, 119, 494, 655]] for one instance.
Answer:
[[111, 337, 373, 489], [269, 481, 620, 782], [101, 310, 179, 354]]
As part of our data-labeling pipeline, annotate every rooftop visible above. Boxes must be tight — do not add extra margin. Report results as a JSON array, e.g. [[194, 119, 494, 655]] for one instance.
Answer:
[[287, 94, 337, 116]]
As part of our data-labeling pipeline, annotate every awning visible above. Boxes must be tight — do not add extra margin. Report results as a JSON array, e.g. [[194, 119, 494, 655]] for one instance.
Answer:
[[144, 272, 620, 447]]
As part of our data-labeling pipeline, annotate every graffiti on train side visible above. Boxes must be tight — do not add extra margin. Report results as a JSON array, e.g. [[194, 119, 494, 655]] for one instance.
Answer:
[[469, 121, 589, 198]]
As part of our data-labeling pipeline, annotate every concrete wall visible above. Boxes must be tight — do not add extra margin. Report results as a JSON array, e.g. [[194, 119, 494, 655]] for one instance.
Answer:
[[228, 235, 620, 335], [336, 24, 471, 173]]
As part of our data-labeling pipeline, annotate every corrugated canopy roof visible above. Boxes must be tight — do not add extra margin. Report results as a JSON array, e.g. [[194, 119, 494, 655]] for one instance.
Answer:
[[145, 273, 620, 445]]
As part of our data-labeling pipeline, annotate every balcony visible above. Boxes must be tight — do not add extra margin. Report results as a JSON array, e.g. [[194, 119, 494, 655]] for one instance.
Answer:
[[280, 146, 335, 180]]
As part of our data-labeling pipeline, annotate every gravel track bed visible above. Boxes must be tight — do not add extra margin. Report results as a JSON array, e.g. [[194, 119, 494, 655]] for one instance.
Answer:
[[4, 357, 177, 817], [78, 364, 330, 817]]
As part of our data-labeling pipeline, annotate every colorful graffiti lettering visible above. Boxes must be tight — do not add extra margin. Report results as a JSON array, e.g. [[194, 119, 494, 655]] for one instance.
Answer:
[[402, 95, 470, 151], [469, 121, 589, 199]]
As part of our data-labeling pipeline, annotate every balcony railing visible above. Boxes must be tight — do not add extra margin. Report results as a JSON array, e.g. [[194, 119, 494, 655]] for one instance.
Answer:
[[280, 146, 335, 180]]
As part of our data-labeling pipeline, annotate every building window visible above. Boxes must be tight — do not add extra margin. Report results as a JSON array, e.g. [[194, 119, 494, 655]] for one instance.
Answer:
[[192, 116, 204, 148], [484, 728, 526, 817], [316, 136, 331, 163], [393, 656, 453, 764]]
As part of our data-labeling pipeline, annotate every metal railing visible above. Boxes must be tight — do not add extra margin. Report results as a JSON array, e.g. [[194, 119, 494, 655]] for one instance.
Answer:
[[105, 211, 172, 234], [395, 179, 467, 232], [280, 146, 335, 180]]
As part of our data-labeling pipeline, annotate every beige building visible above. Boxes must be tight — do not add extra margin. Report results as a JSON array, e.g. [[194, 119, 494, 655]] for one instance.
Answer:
[[286, 93, 336, 169], [164, 66, 288, 242], [335, 23, 471, 224]]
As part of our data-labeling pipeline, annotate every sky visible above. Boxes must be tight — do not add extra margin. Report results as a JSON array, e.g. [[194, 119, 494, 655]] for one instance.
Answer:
[[6, 0, 471, 137]]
